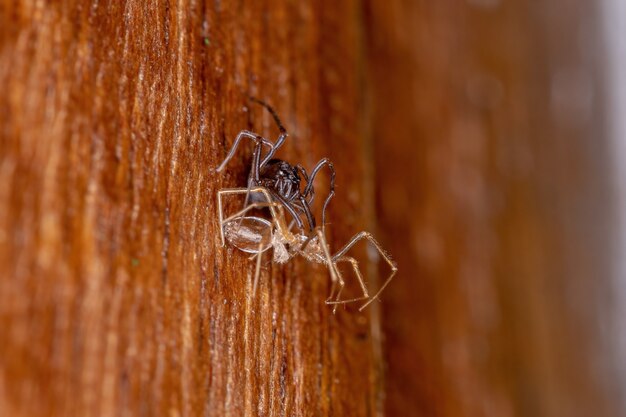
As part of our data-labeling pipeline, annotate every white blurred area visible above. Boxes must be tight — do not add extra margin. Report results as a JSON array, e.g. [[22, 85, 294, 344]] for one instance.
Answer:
[[602, 0, 626, 404]]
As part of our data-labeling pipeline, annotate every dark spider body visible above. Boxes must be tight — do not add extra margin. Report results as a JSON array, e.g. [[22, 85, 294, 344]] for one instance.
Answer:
[[258, 159, 302, 203], [218, 98, 334, 232], [250, 157, 318, 231]]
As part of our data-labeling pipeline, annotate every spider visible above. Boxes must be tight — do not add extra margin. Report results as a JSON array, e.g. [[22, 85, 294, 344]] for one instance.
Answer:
[[216, 97, 334, 232], [215, 98, 397, 311]]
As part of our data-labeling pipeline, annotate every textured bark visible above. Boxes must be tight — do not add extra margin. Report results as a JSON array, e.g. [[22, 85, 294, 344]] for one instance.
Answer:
[[0, 2, 380, 416]]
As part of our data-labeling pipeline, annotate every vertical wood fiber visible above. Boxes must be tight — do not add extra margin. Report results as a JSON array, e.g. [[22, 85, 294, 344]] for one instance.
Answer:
[[0, 1, 380, 416], [1, 1, 624, 417]]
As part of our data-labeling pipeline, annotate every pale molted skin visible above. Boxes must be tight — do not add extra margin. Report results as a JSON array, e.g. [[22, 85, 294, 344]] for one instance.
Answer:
[[223, 217, 273, 253]]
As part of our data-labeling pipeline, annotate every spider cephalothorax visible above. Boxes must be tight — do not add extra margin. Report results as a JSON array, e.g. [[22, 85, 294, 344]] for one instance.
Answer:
[[258, 159, 302, 202]]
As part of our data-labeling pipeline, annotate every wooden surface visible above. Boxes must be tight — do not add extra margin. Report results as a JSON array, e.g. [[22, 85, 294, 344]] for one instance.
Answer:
[[0, 1, 380, 416], [1, 1, 624, 417], [366, 1, 622, 417]]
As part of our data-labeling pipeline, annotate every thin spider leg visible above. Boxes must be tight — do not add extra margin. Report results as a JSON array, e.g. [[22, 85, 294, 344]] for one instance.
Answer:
[[244, 186, 294, 239], [218, 187, 281, 247], [331, 283, 344, 313], [252, 241, 263, 297], [326, 256, 369, 311], [249, 97, 289, 167], [217, 189, 263, 246], [358, 273, 397, 311], [223, 201, 277, 224], [325, 256, 370, 306], [296, 164, 309, 182], [250, 135, 264, 183], [308, 190, 315, 206], [216, 130, 274, 172], [302, 158, 335, 227], [239, 135, 266, 222], [269, 190, 305, 230], [249, 97, 287, 134], [296, 164, 314, 205], [299, 196, 316, 230], [261, 132, 287, 167], [217, 189, 227, 246], [298, 227, 318, 251], [310, 227, 344, 314], [216, 130, 269, 229], [331, 231, 398, 311], [291, 199, 316, 230], [291, 201, 307, 224], [337, 256, 369, 296]]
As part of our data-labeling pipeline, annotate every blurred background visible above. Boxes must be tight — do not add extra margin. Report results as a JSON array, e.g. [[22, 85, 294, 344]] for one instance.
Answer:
[[1, 1, 626, 416], [369, 0, 625, 416]]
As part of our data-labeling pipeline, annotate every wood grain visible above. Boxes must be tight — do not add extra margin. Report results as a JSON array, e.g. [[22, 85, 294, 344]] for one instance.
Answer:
[[365, 1, 622, 416], [0, 1, 380, 416], [1, 1, 625, 417]]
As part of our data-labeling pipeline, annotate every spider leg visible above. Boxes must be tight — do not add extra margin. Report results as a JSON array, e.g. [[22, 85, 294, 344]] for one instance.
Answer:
[[252, 241, 264, 296], [291, 199, 315, 230], [217, 188, 241, 247], [223, 201, 277, 224], [217, 187, 281, 247], [299, 196, 316, 230], [308, 227, 343, 314], [296, 164, 309, 182], [307, 189, 315, 206], [249, 97, 289, 167], [302, 158, 335, 228], [250, 135, 264, 183], [296, 164, 315, 205], [220, 133, 268, 229], [260, 133, 287, 167], [219, 186, 297, 271], [286, 218, 298, 231], [269, 190, 305, 230], [216, 130, 274, 173], [324, 256, 370, 306], [240, 134, 266, 215], [331, 231, 397, 311]]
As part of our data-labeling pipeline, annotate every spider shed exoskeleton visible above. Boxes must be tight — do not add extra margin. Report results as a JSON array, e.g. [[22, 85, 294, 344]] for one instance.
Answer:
[[215, 98, 396, 312]]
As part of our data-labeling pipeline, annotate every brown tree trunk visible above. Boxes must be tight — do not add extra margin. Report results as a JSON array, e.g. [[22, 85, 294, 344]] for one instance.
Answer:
[[0, 1, 623, 417]]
